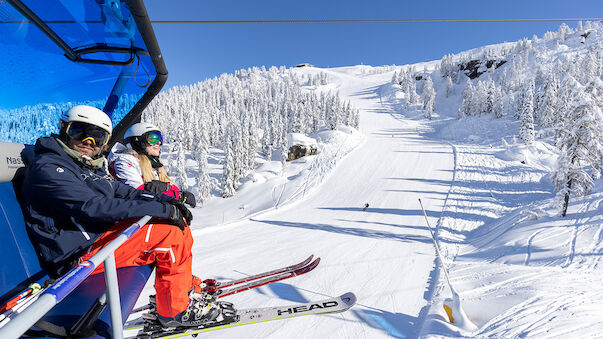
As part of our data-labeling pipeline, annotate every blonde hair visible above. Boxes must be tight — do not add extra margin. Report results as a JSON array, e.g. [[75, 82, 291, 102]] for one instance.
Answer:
[[138, 153, 173, 183]]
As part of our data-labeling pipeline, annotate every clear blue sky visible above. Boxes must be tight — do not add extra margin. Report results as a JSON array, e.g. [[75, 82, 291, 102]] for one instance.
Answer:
[[142, 0, 602, 89]]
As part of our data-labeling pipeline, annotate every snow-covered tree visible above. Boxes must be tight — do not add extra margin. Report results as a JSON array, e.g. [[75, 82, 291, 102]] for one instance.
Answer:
[[485, 77, 496, 115], [391, 71, 400, 85], [422, 76, 436, 119], [473, 80, 487, 115], [175, 141, 188, 190], [445, 76, 453, 97], [458, 78, 473, 119], [195, 148, 211, 205], [247, 116, 260, 170], [280, 146, 288, 174], [492, 86, 504, 119], [536, 73, 559, 127], [558, 23, 572, 42], [221, 124, 236, 198], [519, 81, 535, 145], [407, 80, 419, 107], [553, 83, 603, 216]]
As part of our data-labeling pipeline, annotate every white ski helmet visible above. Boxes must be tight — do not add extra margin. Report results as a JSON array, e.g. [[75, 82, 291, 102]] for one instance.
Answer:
[[124, 122, 163, 154], [124, 122, 160, 139], [60, 105, 113, 134]]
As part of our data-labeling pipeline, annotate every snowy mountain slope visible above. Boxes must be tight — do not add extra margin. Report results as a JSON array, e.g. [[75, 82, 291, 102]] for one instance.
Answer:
[[193, 69, 456, 338], [420, 139, 602, 338], [131, 68, 459, 338], [127, 23, 602, 339]]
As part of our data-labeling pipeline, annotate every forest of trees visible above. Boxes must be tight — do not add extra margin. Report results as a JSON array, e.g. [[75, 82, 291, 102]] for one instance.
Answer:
[[142, 66, 359, 202]]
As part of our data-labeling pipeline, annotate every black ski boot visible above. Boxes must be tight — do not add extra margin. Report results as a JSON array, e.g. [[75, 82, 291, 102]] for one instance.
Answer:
[[157, 293, 222, 327]]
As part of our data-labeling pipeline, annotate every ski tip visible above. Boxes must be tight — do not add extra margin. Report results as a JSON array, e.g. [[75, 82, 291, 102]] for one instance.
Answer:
[[305, 257, 320, 269], [339, 292, 357, 307]]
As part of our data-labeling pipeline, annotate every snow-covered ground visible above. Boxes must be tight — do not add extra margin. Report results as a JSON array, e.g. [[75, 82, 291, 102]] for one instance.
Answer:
[[129, 57, 602, 338]]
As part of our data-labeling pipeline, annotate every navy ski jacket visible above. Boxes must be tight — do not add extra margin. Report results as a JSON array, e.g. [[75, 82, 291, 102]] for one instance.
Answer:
[[21, 137, 173, 277]]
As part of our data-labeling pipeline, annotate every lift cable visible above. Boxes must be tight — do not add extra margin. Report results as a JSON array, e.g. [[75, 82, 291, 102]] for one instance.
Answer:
[[147, 18, 603, 24], [2, 18, 602, 24]]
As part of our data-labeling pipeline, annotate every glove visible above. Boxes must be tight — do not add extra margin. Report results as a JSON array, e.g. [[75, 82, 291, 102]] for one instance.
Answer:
[[179, 190, 197, 208], [144, 180, 169, 195], [167, 203, 193, 230]]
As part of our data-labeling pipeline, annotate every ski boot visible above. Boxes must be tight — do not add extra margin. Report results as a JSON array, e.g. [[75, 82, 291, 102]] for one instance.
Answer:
[[157, 294, 221, 327]]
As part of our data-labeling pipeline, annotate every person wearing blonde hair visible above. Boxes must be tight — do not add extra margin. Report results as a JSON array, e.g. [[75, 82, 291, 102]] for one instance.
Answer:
[[108, 122, 196, 207]]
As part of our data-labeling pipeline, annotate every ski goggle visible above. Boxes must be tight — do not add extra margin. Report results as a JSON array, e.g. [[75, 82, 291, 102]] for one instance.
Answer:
[[65, 121, 110, 147], [144, 130, 163, 146]]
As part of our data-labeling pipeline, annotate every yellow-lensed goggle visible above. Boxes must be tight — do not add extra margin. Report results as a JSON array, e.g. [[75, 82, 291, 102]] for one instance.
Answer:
[[65, 121, 110, 147]]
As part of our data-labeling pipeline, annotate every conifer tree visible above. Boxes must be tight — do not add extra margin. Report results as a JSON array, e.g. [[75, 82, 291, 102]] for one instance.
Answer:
[[407, 80, 419, 107], [458, 79, 473, 119], [248, 116, 260, 170], [474, 80, 487, 115], [422, 76, 436, 120], [537, 73, 559, 127], [445, 76, 453, 97], [221, 123, 236, 198], [391, 71, 400, 85], [519, 81, 535, 144], [196, 148, 211, 205], [554, 83, 603, 216], [175, 141, 188, 190], [493, 86, 504, 119], [486, 77, 496, 115]]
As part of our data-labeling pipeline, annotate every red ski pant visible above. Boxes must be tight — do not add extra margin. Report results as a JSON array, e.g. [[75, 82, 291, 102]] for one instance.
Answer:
[[80, 220, 193, 318]]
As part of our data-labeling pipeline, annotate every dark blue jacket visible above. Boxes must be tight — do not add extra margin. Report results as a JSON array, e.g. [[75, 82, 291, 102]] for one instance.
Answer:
[[21, 137, 172, 277]]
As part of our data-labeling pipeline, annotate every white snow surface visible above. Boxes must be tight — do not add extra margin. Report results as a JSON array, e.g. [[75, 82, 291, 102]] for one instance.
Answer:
[[131, 65, 602, 338]]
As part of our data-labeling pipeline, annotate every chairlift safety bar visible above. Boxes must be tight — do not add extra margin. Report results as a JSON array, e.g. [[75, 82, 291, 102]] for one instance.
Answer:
[[0, 215, 152, 339]]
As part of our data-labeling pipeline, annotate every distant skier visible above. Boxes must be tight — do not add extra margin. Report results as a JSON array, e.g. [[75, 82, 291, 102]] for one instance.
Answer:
[[363, 203, 369, 211], [107, 122, 196, 207], [21, 105, 228, 328]]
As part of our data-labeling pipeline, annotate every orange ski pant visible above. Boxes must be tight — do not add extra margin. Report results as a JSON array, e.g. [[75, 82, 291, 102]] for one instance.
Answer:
[[80, 220, 194, 318]]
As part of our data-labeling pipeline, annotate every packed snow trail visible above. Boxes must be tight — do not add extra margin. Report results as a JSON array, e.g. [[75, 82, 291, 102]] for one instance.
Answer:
[[171, 68, 455, 339]]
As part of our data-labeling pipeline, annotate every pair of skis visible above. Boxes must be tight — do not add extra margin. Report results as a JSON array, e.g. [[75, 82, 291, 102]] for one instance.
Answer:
[[131, 255, 320, 314], [128, 255, 356, 338], [132, 293, 356, 338]]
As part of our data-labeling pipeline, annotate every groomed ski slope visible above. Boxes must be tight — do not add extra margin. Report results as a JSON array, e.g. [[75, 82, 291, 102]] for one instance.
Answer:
[[132, 64, 602, 338], [133, 67, 454, 338], [194, 67, 453, 338]]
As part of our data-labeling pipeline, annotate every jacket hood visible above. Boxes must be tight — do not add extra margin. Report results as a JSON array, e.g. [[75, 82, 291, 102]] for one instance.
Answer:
[[34, 136, 67, 157], [107, 142, 138, 163]]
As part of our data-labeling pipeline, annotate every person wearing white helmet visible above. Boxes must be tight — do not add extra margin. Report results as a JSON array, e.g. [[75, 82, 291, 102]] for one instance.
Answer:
[[22, 105, 228, 327], [107, 122, 196, 207], [58, 104, 113, 161]]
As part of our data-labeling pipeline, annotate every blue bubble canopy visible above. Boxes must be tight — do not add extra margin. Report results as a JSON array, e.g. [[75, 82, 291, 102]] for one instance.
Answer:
[[0, 0, 167, 146]]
